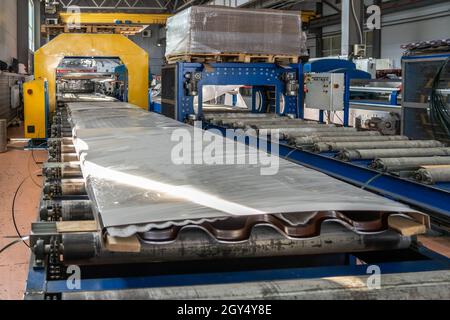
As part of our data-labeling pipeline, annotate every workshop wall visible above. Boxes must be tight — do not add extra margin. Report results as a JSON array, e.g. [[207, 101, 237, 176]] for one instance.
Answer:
[[129, 25, 165, 76], [0, 0, 18, 65]]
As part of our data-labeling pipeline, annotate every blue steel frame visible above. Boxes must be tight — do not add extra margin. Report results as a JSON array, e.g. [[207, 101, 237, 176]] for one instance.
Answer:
[[25, 246, 449, 296], [174, 62, 303, 122]]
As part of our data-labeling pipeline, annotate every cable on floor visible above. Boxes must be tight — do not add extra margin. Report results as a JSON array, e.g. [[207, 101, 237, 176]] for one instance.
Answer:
[[0, 237, 30, 255]]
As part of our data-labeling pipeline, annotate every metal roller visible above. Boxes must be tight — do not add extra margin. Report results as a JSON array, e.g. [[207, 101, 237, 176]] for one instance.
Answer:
[[62, 233, 99, 261], [315, 140, 444, 153], [61, 270, 450, 300], [338, 147, 450, 161], [372, 157, 450, 172], [224, 119, 313, 129], [48, 144, 76, 159], [48, 153, 79, 163], [295, 135, 409, 147], [204, 112, 277, 120], [51, 124, 73, 138], [248, 122, 336, 131], [415, 167, 450, 185], [286, 130, 381, 142], [47, 137, 73, 147], [255, 123, 338, 130], [44, 179, 87, 198], [40, 200, 94, 221], [62, 225, 412, 265], [43, 165, 82, 179], [43, 162, 81, 174], [278, 127, 357, 139]]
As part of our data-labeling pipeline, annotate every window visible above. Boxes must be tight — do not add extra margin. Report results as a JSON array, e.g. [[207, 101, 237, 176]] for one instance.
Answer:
[[364, 30, 374, 58], [322, 35, 341, 57], [28, 0, 35, 52], [321, 31, 374, 57]]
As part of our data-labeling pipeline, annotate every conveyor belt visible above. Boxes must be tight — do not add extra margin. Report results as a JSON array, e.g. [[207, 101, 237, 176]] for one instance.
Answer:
[[63, 102, 420, 239], [57, 93, 118, 103]]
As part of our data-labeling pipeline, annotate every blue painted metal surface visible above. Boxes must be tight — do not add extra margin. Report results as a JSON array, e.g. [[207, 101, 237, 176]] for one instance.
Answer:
[[174, 62, 303, 122], [402, 54, 450, 61], [44, 256, 449, 294], [114, 64, 128, 102]]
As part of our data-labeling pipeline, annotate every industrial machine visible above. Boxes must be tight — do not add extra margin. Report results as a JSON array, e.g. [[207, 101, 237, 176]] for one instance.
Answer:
[[23, 57, 450, 299], [402, 53, 450, 145], [22, 12, 450, 299], [24, 33, 149, 140], [25, 100, 449, 300]]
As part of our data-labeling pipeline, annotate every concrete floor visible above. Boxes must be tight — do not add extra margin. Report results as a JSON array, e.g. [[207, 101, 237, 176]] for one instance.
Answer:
[[0, 125, 46, 300], [0, 125, 448, 300]]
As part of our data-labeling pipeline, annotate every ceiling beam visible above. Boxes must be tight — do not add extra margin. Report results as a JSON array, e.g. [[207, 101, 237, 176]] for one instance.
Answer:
[[310, 0, 450, 29]]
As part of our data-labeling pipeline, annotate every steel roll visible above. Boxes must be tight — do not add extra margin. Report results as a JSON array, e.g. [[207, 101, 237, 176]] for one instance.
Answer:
[[338, 147, 450, 161], [372, 157, 450, 172], [287, 130, 381, 143], [315, 140, 444, 153], [415, 167, 450, 185], [295, 135, 408, 147]]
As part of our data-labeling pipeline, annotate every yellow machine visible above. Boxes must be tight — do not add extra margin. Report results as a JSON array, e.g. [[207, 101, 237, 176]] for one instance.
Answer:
[[25, 33, 149, 139], [24, 79, 49, 139], [59, 12, 171, 25]]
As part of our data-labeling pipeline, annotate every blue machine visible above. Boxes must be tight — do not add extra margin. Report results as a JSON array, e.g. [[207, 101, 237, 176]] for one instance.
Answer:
[[160, 59, 450, 221], [114, 64, 128, 102], [160, 60, 371, 127], [161, 62, 303, 121]]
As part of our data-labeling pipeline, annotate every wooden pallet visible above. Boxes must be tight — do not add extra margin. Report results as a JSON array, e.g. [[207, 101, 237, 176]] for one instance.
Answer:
[[41, 24, 144, 36], [166, 52, 305, 64]]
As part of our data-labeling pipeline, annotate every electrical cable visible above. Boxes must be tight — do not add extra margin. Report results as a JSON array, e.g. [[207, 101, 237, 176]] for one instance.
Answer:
[[31, 141, 47, 166], [27, 153, 43, 188], [0, 237, 30, 255], [429, 57, 450, 140], [11, 174, 39, 249], [351, 0, 364, 45]]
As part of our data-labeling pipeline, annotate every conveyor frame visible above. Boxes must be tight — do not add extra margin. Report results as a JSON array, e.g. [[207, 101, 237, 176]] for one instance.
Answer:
[[205, 123, 450, 223], [24, 244, 450, 300], [161, 62, 303, 122]]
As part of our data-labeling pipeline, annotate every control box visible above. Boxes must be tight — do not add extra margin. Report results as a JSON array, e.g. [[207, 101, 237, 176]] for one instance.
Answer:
[[304, 73, 345, 111]]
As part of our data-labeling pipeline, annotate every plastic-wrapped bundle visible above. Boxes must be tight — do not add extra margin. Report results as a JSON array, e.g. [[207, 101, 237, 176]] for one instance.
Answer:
[[166, 6, 308, 57]]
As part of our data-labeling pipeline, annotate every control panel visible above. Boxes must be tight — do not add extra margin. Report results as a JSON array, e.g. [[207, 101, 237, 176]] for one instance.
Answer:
[[304, 73, 345, 111]]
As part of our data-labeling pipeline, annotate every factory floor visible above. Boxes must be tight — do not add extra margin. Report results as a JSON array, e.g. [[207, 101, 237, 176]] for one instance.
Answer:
[[0, 126, 449, 300], [0, 125, 46, 300]]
